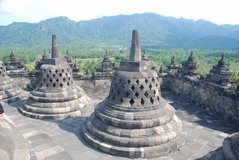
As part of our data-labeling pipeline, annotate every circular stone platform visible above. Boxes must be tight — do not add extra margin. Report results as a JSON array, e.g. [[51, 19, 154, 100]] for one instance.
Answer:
[[0, 60, 26, 103], [82, 30, 186, 158]]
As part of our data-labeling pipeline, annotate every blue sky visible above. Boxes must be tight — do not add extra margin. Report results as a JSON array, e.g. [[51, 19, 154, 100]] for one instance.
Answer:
[[0, 0, 239, 26]]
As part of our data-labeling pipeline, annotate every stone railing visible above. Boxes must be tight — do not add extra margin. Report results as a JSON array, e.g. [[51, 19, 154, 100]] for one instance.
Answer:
[[161, 74, 239, 123]]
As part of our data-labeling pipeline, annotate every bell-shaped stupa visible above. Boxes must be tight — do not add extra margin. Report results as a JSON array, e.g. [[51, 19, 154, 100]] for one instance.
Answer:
[[0, 60, 26, 103], [208, 54, 233, 87], [182, 51, 199, 78], [202, 132, 239, 160], [82, 30, 186, 158], [20, 35, 90, 120]]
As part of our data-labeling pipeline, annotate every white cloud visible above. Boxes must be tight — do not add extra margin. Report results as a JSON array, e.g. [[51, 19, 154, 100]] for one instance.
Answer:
[[0, 0, 239, 25]]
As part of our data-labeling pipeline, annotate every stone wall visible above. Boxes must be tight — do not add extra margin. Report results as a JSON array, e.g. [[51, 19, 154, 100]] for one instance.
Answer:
[[162, 76, 239, 123]]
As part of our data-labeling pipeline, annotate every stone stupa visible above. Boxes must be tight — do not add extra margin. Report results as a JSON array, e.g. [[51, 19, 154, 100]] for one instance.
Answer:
[[4, 50, 25, 71], [82, 30, 186, 158], [0, 60, 26, 103], [202, 132, 239, 160], [208, 54, 233, 87], [167, 55, 179, 76], [181, 51, 199, 79], [34, 50, 49, 73], [93, 50, 114, 81], [20, 35, 90, 120]]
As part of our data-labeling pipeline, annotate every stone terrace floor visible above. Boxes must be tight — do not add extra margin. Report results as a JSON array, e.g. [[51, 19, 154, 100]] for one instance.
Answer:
[[1, 86, 239, 160]]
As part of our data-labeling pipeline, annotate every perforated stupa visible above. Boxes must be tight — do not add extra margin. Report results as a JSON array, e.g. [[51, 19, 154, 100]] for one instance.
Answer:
[[20, 35, 90, 120], [0, 60, 26, 103], [82, 30, 186, 158]]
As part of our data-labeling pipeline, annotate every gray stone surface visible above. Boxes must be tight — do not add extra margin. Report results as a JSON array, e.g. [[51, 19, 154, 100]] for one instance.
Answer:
[[1, 88, 238, 160], [201, 132, 239, 160]]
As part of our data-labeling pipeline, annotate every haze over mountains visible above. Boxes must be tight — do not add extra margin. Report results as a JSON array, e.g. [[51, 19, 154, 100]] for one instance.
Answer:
[[1, 13, 239, 49]]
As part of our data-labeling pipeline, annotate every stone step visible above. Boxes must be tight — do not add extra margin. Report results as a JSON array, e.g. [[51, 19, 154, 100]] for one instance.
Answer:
[[19, 106, 82, 120], [82, 123, 187, 158]]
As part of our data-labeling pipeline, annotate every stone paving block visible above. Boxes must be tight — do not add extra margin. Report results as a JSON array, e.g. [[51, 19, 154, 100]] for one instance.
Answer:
[[45, 151, 72, 160]]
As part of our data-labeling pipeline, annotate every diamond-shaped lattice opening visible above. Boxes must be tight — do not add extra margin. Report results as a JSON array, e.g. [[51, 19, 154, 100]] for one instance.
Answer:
[[56, 79, 59, 82], [131, 85, 135, 91], [62, 69, 64, 72], [135, 92, 139, 97], [50, 79, 53, 82], [128, 80, 131, 84], [140, 85, 144, 90], [150, 97, 154, 104], [47, 74, 49, 78], [66, 73, 68, 76], [136, 79, 139, 84], [145, 78, 148, 83], [156, 83, 158, 87], [60, 83, 63, 87], [141, 99, 145, 105], [149, 84, 153, 90], [53, 83, 56, 88], [67, 82, 70, 86], [43, 78, 46, 82], [157, 96, 160, 101], [63, 78, 66, 82], [129, 98, 135, 106], [46, 84, 49, 87], [53, 74, 55, 77], [144, 91, 149, 97], [126, 91, 130, 97], [153, 90, 156, 95], [119, 78, 122, 82], [49, 70, 52, 73], [55, 70, 58, 73], [152, 78, 155, 83], [112, 95, 116, 100], [120, 98, 124, 103], [59, 73, 62, 77]]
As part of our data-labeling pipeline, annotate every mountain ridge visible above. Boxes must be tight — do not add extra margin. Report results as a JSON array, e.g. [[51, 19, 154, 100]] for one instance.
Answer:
[[1, 13, 239, 49]]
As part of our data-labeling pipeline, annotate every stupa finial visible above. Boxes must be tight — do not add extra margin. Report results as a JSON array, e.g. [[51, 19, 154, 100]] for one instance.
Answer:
[[129, 30, 141, 62], [51, 34, 58, 58]]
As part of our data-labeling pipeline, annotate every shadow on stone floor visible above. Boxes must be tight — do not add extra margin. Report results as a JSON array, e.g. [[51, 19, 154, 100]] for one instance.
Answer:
[[162, 91, 239, 134], [54, 115, 115, 158]]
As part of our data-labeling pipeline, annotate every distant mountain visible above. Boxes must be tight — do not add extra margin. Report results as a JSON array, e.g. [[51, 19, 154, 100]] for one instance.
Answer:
[[1, 13, 239, 49]]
